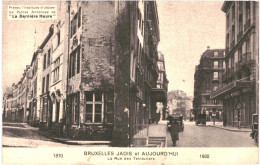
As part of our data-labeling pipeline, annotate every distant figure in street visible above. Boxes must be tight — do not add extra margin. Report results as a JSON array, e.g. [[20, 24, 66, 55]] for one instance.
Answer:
[[170, 119, 179, 146], [155, 109, 160, 124]]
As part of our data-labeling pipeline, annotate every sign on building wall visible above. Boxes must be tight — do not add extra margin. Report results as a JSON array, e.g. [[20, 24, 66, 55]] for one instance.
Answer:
[[89, 36, 111, 47]]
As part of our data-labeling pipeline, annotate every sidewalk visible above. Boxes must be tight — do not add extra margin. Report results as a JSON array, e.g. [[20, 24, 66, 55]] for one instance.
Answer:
[[36, 129, 112, 146], [6, 122, 112, 146], [148, 120, 167, 137], [207, 122, 251, 132], [132, 120, 168, 147], [3, 122, 39, 131]]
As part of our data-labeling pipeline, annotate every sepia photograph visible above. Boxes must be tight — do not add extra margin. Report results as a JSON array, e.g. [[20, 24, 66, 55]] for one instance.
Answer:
[[2, 0, 259, 164]]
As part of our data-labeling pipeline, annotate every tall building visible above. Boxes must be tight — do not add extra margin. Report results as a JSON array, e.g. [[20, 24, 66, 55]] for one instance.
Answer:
[[168, 90, 188, 118], [211, 2, 259, 127], [193, 48, 225, 121], [154, 51, 168, 120], [113, 1, 163, 146]]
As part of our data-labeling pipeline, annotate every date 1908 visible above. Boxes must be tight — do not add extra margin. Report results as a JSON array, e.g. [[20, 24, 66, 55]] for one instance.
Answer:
[[53, 154, 63, 158], [200, 154, 209, 158]]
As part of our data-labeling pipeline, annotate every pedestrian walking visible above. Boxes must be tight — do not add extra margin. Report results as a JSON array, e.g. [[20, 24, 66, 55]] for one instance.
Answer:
[[170, 119, 179, 146], [155, 109, 160, 124]]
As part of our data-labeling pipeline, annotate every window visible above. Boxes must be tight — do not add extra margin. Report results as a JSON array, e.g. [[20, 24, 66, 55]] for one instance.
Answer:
[[46, 74, 49, 92], [104, 91, 114, 124], [85, 92, 104, 123], [69, 46, 80, 78], [213, 72, 218, 79], [43, 54, 46, 69], [214, 51, 218, 57], [232, 25, 235, 41], [239, 14, 243, 32], [231, 55, 234, 68], [232, 4, 235, 21], [78, 7, 81, 28], [246, 39, 250, 53], [214, 61, 218, 68], [71, 13, 77, 37], [212, 99, 219, 104], [47, 49, 51, 67], [57, 31, 60, 46], [158, 73, 163, 81], [53, 57, 60, 83], [137, 41, 141, 65], [226, 34, 229, 48], [42, 77, 45, 94], [158, 62, 164, 70], [202, 97, 206, 104], [238, 47, 242, 61], [239, 1, 243, 10], [55, 101, 60, 122], [68, 92, 80, 125], [246, 2, 250, 21], [42, 96, 48, 122], [213, 85, 219, 91], [226, 14, 230, 29]]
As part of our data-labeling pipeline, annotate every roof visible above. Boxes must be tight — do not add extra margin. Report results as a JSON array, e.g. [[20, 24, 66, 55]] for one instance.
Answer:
[[30, 24, 54, 65], [221, 1, 233, 13]]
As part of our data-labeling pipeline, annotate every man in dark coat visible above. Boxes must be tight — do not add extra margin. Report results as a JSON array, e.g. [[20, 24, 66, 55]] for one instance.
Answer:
[[170, 119, 179, 146]]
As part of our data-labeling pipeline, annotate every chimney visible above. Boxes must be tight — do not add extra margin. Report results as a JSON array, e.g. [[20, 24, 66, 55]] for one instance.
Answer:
[[207, 46, 210, 50]]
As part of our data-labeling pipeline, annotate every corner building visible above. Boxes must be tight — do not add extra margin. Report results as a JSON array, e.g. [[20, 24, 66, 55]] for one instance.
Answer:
[[193, 48, 225, 121], [211, 1, 259, 127], [66, 1, 164, 146], [66, 1, 116, 140]]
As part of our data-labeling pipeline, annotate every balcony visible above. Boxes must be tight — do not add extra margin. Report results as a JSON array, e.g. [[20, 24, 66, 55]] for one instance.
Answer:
[[222, 71, 227, 82], [240, 52, 254, 67], [237, 30, 243, 41], [230, 40, 235, 49], [210, 80, 253, 99], [244, 19, 251, 32]]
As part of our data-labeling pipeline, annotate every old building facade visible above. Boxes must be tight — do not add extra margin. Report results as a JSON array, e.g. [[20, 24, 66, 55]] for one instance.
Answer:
[[4, 66, 30, 123], [193, 48, 225, 121], [211, 1, 259, 127], [3, 1, 166, 147]]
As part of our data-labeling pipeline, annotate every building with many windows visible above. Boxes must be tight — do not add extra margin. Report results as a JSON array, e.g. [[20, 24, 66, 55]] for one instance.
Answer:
[[193, 48, 225, 121], [4, 66, 30, 123], [154, 51, 168, 120], [211, 1, 259, 127], [3, 1, 165, 147]]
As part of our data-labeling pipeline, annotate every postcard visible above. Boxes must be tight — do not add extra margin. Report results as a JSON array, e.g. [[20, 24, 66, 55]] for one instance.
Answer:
[[2, 1, 259, 164]]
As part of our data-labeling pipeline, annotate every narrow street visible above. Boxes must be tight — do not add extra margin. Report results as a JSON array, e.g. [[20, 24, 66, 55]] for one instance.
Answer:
[[166, 121, 256, 147]]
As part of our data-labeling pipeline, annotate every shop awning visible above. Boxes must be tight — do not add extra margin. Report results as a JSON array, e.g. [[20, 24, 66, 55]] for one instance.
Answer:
[[151, 88, 167, 102], [210, 80, 253, 99]]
